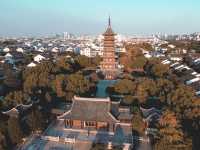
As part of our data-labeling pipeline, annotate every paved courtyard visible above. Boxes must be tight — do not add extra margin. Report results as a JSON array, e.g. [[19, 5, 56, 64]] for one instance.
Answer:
[[21, 120, 133, 150], [23, 138, 74, 150], [44, 120, 132, 144]]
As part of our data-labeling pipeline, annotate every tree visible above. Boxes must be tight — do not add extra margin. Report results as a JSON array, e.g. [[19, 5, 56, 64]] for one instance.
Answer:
[[113, 79, 136, 95], [52, 75, 67, 97], [119, 44, 145, 71], [125, 44, 143, 58], [189, 41, 200, 53], [132, 112, 145, 136], [139, 43, 153, 51], [156, 79, 174, 104], [144, 58, 170, 78], [168, 84, 196, 119], [144, 58, 161, 76], [91, 55, 102, 67], [65, 73, 92, 99], [26, 108, 45, 132], [3, 91, 28, 108], [136, 78, 158, 104], [23, 61, 55, 93], [56, 56, 72, 73], [155, 110, 189, 150], [186, 97, 200, 131], [129, 56, 147, 69], [0, 131, 6, 150], [159, 109, 179, 129], [3, 68, 21, 88], [154, 138, 191, 150], [166, 84, 200, 144], [111, 79, 137, 104], [75, 55, 92, 69], [23, 70, 38, 93], [7, 117, 24, 145], [151, 63, 169, 78]]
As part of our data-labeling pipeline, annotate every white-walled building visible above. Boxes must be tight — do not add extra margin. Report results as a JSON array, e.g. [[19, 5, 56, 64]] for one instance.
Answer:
[[170, 57, 182, 61], [4, 53, 14, 64], [34, 54, 46, 63], [186, 77, 200, 85], [27, 62, 37, 67], [168, 44, 176, 49], [3, 47, 10, 53], [4, 53, 13, 58], [16, 48, 24, 53], [80, 46, 103, 58], [144, 53, 152, 58], [36, 47, 45, 53], [51, 47, 59, 53], [116, 47, 126, 53], [80, 47, 93, 57], [64, 47, 73, 52]]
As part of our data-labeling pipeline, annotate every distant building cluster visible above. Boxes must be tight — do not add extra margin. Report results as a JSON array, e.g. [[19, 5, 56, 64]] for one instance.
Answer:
[[127, 35, 160, 44], [157, 32, 200, 41]]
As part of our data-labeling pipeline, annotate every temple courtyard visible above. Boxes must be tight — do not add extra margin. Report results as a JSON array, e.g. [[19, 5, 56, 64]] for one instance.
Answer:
[[21, 120, 133, 150]]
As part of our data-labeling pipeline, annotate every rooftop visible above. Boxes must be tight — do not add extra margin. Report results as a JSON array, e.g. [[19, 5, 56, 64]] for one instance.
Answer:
[[73, 96, 110, 102], [58, 96, 119, 123]]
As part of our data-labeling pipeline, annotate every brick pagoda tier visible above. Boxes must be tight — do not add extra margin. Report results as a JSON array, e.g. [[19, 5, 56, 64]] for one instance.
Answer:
[[100, 17, 118, 80]]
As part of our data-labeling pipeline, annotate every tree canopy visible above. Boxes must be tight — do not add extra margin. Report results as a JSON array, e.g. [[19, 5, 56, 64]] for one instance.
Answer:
[[7, 117, 24, 145], [155, 109, 191, 150]]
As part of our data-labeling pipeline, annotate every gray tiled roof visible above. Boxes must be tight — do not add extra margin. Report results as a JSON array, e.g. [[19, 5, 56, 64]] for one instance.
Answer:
[[61, 96, 119, 123], [118, 112, 133, 120]]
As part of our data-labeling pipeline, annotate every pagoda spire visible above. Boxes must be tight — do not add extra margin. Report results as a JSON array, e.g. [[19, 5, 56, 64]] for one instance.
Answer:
[[108, 16, 111, 27]]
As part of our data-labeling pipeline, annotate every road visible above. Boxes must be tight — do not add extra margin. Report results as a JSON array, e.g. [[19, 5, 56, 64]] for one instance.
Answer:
[[137, 141, 152, 150]]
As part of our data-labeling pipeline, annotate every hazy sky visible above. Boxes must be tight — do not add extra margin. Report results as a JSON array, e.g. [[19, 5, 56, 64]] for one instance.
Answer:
[[0, 0, 200, 37]]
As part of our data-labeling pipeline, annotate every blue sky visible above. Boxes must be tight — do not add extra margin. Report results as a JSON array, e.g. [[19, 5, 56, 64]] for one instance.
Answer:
[[0, 0, 200, 37]]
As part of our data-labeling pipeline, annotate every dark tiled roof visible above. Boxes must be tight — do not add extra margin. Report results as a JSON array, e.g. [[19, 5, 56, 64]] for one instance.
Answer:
[[118, 112, 133, 120], [60, 96, 119, 123], [51, 108, 65, 115], [118, 107, 133, 120], [190, 81, 200, 91]]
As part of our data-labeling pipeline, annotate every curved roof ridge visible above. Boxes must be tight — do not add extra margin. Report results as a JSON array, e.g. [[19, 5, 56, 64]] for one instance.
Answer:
[[57, 110, 71, 120], [2, 107, 19, 114], [107, 111, 119, 123], [73, 96, 110, 102]]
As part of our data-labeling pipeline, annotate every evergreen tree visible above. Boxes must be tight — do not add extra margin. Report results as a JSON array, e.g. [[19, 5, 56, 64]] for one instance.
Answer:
[[7, 117, 24, 145]]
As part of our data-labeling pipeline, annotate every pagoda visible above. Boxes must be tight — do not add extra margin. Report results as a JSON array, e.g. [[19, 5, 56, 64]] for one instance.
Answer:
[[100, 17, 118, 80]]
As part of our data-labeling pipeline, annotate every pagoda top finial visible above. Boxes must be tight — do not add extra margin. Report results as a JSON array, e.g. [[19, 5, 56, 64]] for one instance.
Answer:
[[103, 16, 115, 35], [108, 16, 111, 27]]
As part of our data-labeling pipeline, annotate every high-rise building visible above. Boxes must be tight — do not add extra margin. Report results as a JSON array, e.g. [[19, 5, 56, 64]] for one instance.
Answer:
[[100, 17, 118, 80], [63, 32, 74, 40]]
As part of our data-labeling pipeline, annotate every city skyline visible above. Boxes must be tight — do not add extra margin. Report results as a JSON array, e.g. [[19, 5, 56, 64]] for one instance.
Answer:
[[0, 0, 200, 37]]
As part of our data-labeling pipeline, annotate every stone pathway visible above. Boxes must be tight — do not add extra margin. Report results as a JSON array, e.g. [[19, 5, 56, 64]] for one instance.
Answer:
[[74, 141, 92, 150], [96, 80, 116, 97]]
